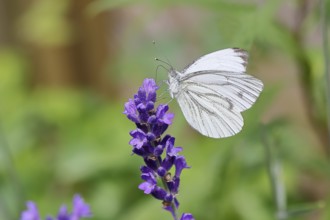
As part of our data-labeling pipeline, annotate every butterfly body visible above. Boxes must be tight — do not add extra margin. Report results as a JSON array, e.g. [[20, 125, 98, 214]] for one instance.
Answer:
[[167, 48, 264, 138], [168, 69, 182, 99]]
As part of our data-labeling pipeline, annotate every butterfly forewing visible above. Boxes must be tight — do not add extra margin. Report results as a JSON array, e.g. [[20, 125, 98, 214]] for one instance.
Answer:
[[182, 48, 248, 75]]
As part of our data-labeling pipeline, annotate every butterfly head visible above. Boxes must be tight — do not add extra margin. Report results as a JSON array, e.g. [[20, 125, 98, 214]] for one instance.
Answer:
[[154, 57, 181, 98]]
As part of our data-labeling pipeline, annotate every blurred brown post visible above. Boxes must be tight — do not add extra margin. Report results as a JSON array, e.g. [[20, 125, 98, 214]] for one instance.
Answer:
[[69, 0, 115, 95], [17, 0, 119, 97]]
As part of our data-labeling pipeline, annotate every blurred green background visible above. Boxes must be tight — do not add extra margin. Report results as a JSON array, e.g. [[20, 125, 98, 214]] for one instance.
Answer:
[[0, 0, 330, 219]]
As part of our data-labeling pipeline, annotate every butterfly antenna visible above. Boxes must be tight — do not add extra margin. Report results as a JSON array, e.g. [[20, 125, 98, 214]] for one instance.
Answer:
[[155, 58, 173, 68], [153, 40, 173, 83]]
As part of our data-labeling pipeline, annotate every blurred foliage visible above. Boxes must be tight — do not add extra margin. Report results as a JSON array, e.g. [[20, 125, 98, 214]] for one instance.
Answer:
[[0, 0, 330, 220]]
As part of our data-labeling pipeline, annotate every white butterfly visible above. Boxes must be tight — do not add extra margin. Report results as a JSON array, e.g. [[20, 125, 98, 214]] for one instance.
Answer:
[[166, 48, 264, 138]]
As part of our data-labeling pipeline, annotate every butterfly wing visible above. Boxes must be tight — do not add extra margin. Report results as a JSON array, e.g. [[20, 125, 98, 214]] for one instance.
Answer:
[[182, 48, 248, 75], [180, 71, 263, 112], [173, 48, 263, 138], [176, 82, 244, 138], [176, 71, 263, 138]]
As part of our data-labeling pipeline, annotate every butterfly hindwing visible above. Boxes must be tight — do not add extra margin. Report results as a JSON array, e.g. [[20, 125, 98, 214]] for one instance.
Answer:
[[176, 85, 243, 138], [180, 71, 263, 112]]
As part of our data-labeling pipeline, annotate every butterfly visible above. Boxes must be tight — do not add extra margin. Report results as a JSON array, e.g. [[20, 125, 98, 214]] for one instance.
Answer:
[[166, 48, 264, 138]]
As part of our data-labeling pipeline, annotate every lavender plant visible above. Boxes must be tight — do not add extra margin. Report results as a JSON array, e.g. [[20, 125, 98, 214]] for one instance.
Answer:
[[20, 194, 91, 220], [123, 78, 194, 220]]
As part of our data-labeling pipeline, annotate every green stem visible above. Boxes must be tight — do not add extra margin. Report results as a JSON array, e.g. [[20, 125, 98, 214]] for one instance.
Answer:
[[0, 123, 25, 219], [321, 0, 330, 156], [261, 124, 287, 220]]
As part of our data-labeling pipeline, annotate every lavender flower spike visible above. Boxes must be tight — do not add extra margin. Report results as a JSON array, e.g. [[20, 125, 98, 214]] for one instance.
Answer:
[[180, 213, 195, 220], [124, 78, 194, 220], [20, 194, 92, 220], [71, 194, 92, 220], [21, 201, 40, 220]]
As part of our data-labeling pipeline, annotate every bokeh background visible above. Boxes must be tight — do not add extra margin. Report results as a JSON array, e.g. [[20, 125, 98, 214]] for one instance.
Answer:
[[1, 0, 330, 219]]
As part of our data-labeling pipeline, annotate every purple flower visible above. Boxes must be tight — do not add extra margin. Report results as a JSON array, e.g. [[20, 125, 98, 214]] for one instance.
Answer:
[[124, 78, 194, 220], [57, 206, 69, 220], [20, 195, 91, 220], [180, 213, 195, 220], [174, 156, 190, 178], [21, 202, 40, 220], [140, 78, 158, 102], [156, 105, 174, 125], [158, 156, 175, 176], [123, 99, 139, 123], [166, 137, 182, 157], [151, 186, 168, 200], [129, 129, 147, 149], [71, 195, 92, 220], [168, 176, 180, 194], [139, 181, 156, 194], [139, 168, 157, 194]]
